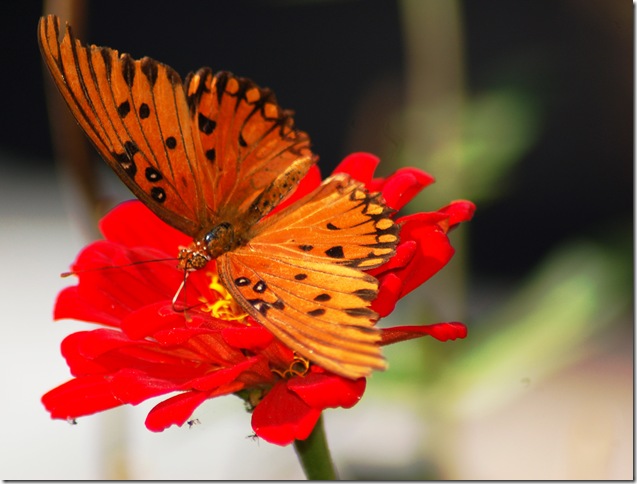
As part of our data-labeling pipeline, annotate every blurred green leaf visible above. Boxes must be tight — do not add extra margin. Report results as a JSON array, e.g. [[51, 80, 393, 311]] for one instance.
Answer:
[[436, 239, 630, 418]]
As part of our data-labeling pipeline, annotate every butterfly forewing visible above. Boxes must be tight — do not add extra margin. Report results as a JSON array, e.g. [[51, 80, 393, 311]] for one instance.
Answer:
[[38, 16, 204, 236], [218, 175, 399, 379]]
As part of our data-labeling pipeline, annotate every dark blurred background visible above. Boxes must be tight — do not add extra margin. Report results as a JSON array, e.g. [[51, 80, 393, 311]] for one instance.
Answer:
[[4, 0, 632, 280], [1, 0, 632, 480]]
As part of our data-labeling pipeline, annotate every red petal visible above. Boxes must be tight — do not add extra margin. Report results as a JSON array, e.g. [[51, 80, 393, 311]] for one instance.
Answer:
[[42, 375, 123, 419], [439, 200, 476, 228], [387, 213, 456, 298], [62, 241, 183, 322], [221, 325, 274, 350], [60, 331, 114, 376], [288, 372, 366, 409], [120, 302, 188, 340], [332, 152, 380, 184], [380, 322, 468, 345], [109, 368, 179, 404], [61, 329, 143, 376], [370, 272, 403, 317], [251, 382, 321, 446], [61, 328, 218, 381], [184, 357, 259, 391], [54, 286, 121, 327], [368, 240, 417, 277], [374, 168, 435, 211], [99, 201, 191, 253], [145, 390, 211, 432], [145, 382, 244, 432], [153, 327, 214, 345]]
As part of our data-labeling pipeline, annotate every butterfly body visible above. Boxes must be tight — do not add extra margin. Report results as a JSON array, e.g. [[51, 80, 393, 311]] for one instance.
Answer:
[[39, 15, 399, 379]]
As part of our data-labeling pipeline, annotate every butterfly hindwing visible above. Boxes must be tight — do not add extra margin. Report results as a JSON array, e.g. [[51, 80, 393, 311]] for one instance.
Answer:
[[185, 69, 316, 221], [218, 251, 387, 379], [218, 174, 399, 379]]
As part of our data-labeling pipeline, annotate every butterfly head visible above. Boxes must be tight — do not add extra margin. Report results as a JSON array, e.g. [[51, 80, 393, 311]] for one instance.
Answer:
[[178, 222, 237, 271]]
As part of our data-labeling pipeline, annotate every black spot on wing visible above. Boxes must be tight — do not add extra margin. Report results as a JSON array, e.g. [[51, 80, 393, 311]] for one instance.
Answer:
[[352, 289, 377, 302], [248, 298, 270, 316], [294, 273, 308, 281], [124, 140, 139, 157], [165, 136, 177, 149], [117, 101, 130, 118], [253, 281, 267, 293], [313, 294, 331, 302], [205, 149, 216, 162], [113, 151, 136, 177], [121, 54, 135, 87], [344, 307, 376, 318], [99, 48, 112, 78], [307, 308, 326, 317], [165, 66, 182, 86], [325, 246, 344, 259], [235, 277, 251, 286], [139, 103, 150, 119], [150, 186, 166, 203], [214, 71, 231, 105], [112, 141, 140, 178], [145, 167, 163, 182], [198, 113, 216, 135], [140, 57, 158, 87]]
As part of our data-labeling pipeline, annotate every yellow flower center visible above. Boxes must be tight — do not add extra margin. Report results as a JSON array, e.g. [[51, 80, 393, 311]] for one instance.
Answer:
[[198, 272, 311, 381], [199, 272, 249, 322]]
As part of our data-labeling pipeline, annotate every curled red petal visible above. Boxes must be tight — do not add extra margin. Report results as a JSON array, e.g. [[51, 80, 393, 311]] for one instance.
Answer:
[[368, 240, 417, 277], [332, 152, 380, 184], [370, 272, 403, 317], [287, 371, 366, 409], [388, 214, 456, 298], [145, 390, 212, 432], [42, 375, 123, 420], [439, 199, 476, 228], [380, 322, 468, 346], [251, 382, 321, 446], [374, 168, 435, 211]]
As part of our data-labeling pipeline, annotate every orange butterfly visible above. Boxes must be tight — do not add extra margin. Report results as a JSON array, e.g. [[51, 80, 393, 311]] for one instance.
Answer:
[[38, 15, 398, 380]]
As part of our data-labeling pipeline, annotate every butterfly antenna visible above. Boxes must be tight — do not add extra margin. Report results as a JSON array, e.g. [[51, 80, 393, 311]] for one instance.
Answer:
[[61, 257, 178, 277]]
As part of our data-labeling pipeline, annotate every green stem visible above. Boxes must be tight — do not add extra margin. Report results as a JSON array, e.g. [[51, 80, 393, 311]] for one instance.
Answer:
[[293, 414, 338, 480]]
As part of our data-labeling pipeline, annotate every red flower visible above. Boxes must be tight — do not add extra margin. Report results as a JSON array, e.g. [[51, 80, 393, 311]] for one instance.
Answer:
[[43, 153, 474, 446]]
